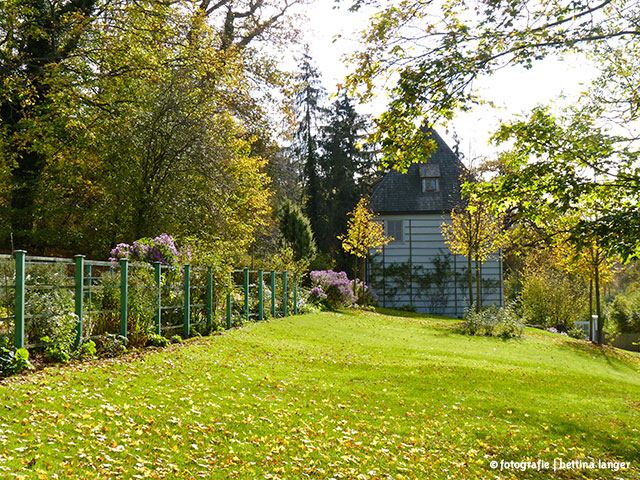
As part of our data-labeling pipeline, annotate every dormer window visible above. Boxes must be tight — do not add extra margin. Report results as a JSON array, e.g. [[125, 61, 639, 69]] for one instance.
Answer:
[[419, 164, 440, 192], [422, 177, 439, 192]]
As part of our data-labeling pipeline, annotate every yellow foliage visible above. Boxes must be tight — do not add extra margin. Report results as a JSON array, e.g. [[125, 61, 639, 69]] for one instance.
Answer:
[[441, 197, 507, 262], [339, 198, 391, 259]]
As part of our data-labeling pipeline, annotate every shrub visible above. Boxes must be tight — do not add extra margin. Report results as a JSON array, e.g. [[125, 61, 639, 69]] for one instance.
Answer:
[[0, 347, 32, 377], [23, 263, 79, 348], [147, 334, 169, 348], [94, 334, 127, 358], [567, 326, 588, 340], [606, 287, 640, 334], [309, 270, 356, 309], [170, 335, 182, 344], [38, 312, 78, 364], [74, 340, 97, 360], [109, 234, 191, 266], [519, 268, 588, 330], [127, 267, 156, 347], [462, 303, 523, 338]]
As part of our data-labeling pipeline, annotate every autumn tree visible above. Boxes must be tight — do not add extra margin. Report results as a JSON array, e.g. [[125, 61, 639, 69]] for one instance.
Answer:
[[345, 0, 639, 170], [339, 198, 391, 302], [0, 0, 304, 256], [442, 194, 507, 312]]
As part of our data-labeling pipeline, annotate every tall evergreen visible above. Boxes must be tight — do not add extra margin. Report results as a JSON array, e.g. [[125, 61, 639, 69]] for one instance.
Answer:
[[318, 92, 377, 269], [292, 52, 326, 241]]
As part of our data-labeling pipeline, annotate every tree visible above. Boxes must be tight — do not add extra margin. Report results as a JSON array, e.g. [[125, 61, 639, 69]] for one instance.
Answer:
[[344, 0, 640, 170], [277, 199, 317, 265], [442, 194, 507, 312], [317, 92, 377, 260], [339, 198, 391, 302], [0, 0, 303, 256], [292, 52, 327, 240]]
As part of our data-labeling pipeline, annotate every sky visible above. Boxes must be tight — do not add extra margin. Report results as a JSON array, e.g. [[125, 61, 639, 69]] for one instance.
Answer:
[[299, 1, 598, 165]]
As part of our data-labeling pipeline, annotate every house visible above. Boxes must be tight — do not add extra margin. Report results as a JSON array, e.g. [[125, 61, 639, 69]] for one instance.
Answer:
[[367, 129, 503, 316]]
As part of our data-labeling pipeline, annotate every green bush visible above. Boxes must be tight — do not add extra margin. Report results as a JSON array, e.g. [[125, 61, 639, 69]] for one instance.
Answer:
[[23, 263, 79, 348], [147, 333, 169, 348], [567, 326, 588, 340], [127, 267, 156, 347], [170, 335, 182, 344], [38, 312, 78, 364], [519, 268, 588, 329], [74, 340, 97, 360], [606, 287, 640, 334], [462, 303, 523, 339], [95, 334, 127, 358], [0, 347, 32, 377]]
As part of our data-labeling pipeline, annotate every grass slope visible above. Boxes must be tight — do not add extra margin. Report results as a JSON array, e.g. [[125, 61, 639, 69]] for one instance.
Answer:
[[0, 310, 639, 479]]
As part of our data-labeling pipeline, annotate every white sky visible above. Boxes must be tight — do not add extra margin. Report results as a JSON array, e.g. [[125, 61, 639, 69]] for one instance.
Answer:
[[299, 1, 598, 165]]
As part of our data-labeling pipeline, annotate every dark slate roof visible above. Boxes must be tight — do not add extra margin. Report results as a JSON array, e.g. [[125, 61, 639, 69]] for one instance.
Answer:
[[369, 129, 468, 214]]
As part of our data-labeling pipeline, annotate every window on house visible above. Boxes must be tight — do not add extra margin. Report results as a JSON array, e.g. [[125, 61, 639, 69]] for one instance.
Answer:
[[422, 177, 439, 192], [387, 220, 403, 243]]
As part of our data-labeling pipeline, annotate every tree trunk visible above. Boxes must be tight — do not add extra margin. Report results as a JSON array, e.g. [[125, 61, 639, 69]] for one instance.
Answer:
[[467, 255, 473, 312], [475, 255, 481, 313], [595, 257, 602, 344], [360, 256, 366, 305]]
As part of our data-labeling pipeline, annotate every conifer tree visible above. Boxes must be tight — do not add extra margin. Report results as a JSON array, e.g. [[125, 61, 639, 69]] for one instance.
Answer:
[[292, 52, 326, 241]]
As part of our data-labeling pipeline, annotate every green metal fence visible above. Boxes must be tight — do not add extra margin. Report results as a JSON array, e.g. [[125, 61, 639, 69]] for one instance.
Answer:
[[0, 251, 298, 350]]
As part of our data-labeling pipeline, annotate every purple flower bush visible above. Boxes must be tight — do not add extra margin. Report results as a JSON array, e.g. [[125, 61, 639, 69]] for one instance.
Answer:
[[110, 234, 191, 266], [310, 270, 356, 308]]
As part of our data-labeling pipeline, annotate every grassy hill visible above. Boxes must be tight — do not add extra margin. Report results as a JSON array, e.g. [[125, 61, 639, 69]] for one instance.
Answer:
[[1, 310, 638, 479]]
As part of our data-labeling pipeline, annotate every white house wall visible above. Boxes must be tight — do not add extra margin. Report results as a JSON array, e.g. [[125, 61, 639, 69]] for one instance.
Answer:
[[368, 214, 504, 317]]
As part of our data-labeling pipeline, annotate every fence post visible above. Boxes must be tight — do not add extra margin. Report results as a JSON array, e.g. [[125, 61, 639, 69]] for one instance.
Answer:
[[283, 271, 288, 317], [119, 258, 128, 342], [226, 292, 232, 329], [74, 255, 85, 348], [270, 270, 276, 318], [206, 266, 213, 332], [154, 262, 162, 335], [184, 264, 191, 338], [258, 269, 264, 321], [14, 250, 26, 349], [243, 268, 249, 323], [293, 274, 298, 316]]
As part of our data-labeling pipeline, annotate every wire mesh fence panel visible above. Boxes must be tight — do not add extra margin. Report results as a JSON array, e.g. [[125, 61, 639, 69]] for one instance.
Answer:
[[159, 265, 185, 337], [1, 251, 299, 354], [84, 262, 122, 339], [22, 258, 75, 349], [0, 255, 15, 345]]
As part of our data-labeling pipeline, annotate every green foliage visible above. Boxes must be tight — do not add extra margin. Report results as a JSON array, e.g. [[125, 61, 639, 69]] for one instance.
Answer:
[[519, 265, 588, 330], [0, 347, 32, 377], [147, 334, 170, 348], [462, 303, 524, 339], [316, 92, 378, 262], [606, 287, 640, 335], [170, 335, 182, 344], [346, 0, 638, 171], [23, 264, 80, 346], [40, 334, 72, 364], [1, 0, 295, 256], [94, 334, 127, 358], [567, 326, 588, 341], [74, 340, 97, 361], [127, 267, 157, 348], [277, 200, 317, 263]]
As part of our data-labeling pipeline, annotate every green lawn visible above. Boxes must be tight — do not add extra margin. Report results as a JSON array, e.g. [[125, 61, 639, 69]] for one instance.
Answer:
[[1, 310, 639, 479]]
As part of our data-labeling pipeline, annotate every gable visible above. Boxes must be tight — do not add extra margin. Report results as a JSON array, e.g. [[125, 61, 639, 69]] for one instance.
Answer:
[[369, 129, 468, 214]]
